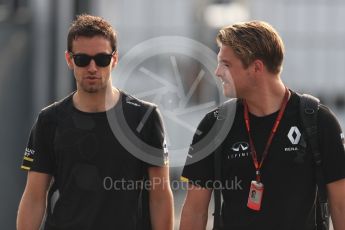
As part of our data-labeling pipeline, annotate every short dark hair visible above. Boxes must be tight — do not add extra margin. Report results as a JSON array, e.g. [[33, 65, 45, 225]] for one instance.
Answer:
[[216, 21, 284, 74], [67, 14, 117, 52]]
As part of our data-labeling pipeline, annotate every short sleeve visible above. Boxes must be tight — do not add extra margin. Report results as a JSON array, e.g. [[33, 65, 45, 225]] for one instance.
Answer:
[[21, 111, 56, 174], [181, 112, 216, 188], [140, 107, 168, 167], [318, 105, 345, 184]]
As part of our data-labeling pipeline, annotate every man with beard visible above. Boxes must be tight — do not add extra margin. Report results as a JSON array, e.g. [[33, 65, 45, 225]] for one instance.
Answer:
[[17, 14, 173, 230]]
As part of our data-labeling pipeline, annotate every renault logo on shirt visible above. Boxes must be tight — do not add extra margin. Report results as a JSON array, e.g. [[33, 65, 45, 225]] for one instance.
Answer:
[[287, 126, 301, 145], [231, 142, 249, 152]]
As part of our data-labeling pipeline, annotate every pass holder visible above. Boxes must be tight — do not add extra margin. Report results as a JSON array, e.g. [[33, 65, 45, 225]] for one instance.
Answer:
[[247, 180, 264, 211]]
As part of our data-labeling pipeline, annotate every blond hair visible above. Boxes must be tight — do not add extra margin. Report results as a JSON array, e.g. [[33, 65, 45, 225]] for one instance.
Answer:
[[216, 21, 284, 74]]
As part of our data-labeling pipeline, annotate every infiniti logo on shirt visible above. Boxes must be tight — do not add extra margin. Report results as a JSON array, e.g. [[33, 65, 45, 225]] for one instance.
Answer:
[[231, 142, 249, 152], [229, 142, 250, 159]]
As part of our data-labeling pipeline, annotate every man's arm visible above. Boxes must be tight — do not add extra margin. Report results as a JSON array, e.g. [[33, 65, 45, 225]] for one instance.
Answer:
[[327, 179, 345, 230], [327, 178, 345, 230], [17, 171, 52, 230], [179, 184, 212, 230], [148, 166, 174, 230]]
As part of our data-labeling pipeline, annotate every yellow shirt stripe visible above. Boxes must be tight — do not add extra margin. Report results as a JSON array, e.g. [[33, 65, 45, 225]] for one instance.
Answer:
[[24, 156, 33, 162], [21, 165, 30, 170], [180, 176, 189, 182]]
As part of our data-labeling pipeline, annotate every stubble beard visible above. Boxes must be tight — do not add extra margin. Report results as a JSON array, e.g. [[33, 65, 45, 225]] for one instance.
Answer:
[[80, 81, 107, 94]]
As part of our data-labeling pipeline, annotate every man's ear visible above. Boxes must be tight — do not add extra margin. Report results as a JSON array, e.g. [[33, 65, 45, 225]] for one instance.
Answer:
[[111, 51, 118, 68], [248, 59, 264, 87], [252, 59, 264, 74], [65, 51, 74, 70]]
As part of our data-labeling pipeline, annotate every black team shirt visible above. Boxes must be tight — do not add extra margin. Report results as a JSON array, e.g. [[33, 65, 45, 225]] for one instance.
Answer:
[[182, 91, 345, 230], [21, 91, 166, 230]]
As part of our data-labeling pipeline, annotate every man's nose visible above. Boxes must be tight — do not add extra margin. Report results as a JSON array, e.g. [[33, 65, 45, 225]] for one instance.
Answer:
[[214, 65, 221, 77], [87, 59, 98, 72]]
